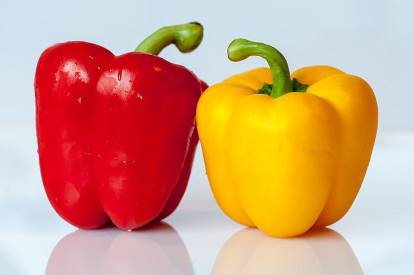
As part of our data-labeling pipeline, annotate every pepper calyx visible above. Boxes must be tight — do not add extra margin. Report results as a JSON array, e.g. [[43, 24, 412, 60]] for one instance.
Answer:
[[257, 78, 308, 97]]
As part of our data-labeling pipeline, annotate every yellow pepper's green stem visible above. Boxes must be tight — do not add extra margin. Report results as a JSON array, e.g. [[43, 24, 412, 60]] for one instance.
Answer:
[[135, 22, 203, 55], [227, 39, 292, 98]]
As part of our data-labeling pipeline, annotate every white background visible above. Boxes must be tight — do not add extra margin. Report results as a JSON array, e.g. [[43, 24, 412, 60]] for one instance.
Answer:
[[1, 0, 413, 274]]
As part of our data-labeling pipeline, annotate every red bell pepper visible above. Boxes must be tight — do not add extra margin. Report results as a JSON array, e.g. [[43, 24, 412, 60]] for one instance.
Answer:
[[35, 23, 206, 229]]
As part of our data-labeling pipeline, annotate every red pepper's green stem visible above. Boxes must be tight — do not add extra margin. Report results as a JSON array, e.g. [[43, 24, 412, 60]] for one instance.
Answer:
[[135, 22, 203, 55], [227, 39, 292, 98]]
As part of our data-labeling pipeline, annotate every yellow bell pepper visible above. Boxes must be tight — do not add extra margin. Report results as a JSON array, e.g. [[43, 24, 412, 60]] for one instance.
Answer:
[[196, 39, 377, 237]]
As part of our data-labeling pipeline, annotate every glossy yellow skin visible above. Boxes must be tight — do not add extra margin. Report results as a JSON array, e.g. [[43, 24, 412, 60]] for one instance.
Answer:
[[196, 66, 377, 237]]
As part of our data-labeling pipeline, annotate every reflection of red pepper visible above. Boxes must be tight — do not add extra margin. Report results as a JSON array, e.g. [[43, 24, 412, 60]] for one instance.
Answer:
[[35, 23, 206, 229], [46, 223, 194, 275]]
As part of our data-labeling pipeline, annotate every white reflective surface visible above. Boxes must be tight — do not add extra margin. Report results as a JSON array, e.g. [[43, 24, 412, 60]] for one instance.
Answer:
[[1, 127, 414, 274], [1, 1, 414, 274], [44, 227, 362, 275]]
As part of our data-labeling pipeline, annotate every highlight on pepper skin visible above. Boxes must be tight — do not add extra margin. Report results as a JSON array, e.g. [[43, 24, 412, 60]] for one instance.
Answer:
[[34, 22, 206, 230], [196, 38, 378, 238]]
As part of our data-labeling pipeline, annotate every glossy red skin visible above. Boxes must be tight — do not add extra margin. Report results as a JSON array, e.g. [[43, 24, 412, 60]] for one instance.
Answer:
[[35, 41, 205, 229]]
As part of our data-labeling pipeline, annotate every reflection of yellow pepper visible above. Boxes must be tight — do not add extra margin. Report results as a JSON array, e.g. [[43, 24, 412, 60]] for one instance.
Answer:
[[196, 39, 377, 237], [213, 228, 363, 275]]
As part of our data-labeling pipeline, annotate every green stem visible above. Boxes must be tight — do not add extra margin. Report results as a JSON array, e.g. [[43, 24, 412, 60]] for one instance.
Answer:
[[135, 22, 203, 55], [227, 38, 292, 98]]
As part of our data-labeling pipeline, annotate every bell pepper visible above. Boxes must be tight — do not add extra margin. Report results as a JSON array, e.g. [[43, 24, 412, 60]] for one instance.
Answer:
[[35, 23, 206, 230], [196, 39, 377, 237]]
